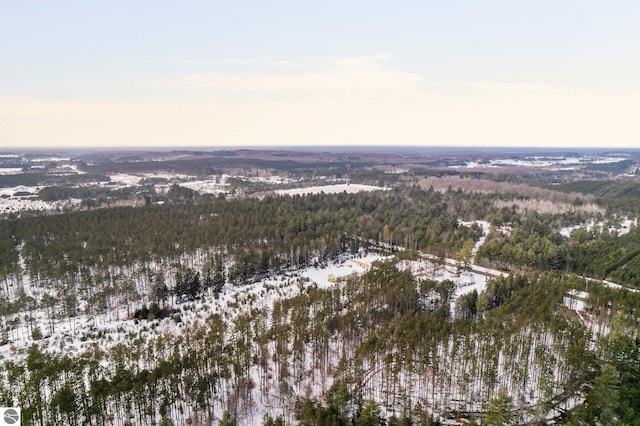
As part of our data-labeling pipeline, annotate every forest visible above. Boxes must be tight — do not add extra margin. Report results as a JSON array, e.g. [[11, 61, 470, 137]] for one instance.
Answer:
[[2, 264, 639, 425], [1, 162, 640, 424]]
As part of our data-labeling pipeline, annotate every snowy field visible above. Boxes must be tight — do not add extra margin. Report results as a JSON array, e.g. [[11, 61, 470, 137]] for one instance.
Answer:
[[0, 186, 38, 196], [276, 183, 386, 196], [457, 155, 628, 169], [1, 171, 387, 215], [175, 179, 228, 195], [107, 173, 143, 186], [0, 185, 82, 213], [0, 168, 24, 175]]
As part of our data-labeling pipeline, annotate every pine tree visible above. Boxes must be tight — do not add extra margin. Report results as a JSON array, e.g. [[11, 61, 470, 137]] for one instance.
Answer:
[[154, 273, 169, 306], [220, 411, 238, 426], [357, 400, 383, 426], [485, 389, 514, 426]]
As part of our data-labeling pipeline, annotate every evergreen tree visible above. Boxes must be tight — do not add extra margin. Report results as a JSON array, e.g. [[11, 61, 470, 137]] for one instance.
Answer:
[[213, 256, 226, 292], [220, 411, 238, 426], [586, 364, 621, 425], [154, 273, 169, 306], [357, 400, 384, 426], [485, 389, 514, 426]]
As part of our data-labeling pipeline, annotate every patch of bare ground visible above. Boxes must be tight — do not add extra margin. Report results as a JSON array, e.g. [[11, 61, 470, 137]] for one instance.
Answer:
[[418, 176, 604, 215]]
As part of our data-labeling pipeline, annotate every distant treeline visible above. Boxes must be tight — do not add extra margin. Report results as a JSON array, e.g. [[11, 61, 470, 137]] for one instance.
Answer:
[[80, 157, 375, 178], [0, 173, 110, 188], [545, 179, 640, 214], [584, 159, 637, 174]]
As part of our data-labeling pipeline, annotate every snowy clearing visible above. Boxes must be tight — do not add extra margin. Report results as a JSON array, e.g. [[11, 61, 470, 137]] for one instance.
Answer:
[[559, 217, 637, 238], [0, 168, 24, 175], [276, 183, 386, 196]]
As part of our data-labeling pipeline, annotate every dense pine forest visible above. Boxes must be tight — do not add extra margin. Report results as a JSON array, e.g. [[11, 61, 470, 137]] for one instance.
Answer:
[[1, 187, 485, 289], [2, 166, 640, 424]]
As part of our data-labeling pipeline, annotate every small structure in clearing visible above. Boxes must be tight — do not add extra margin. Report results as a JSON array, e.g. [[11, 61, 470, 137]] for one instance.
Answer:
[[350, 259, 371, 269]]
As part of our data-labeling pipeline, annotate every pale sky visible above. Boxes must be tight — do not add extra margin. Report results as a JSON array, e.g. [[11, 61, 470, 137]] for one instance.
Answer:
[[2, 1, 639, 149]]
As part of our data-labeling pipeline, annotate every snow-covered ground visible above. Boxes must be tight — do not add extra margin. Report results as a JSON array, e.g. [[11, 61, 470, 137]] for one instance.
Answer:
[[0, 168, 24, 175], [456, 155, 628, 169], [2, 216, 630, 368], [30, 156, 71, 163], [2, 216, 632, 424], [301, 255, 384, 288], [174, 179, 227, 195], [560, 217, 637, 237], [1, 171, 386, 214], [0, 185, 82, 213], [276, 183, 386, 196], [0, 186, 37, 196], [107, 173, 143, 186], [0, 247, 496, 363]]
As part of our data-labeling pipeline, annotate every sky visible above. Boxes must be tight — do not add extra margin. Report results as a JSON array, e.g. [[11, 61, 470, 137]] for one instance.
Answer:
[[1, 1, 639, 149]]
